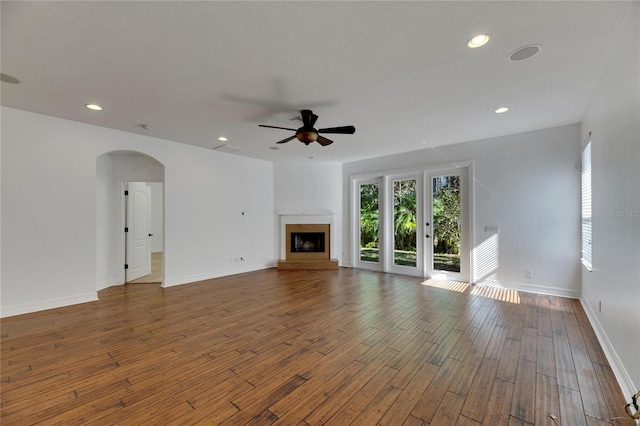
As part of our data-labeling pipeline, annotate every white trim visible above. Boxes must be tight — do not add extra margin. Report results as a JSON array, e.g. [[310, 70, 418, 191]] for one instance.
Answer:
[[1, 292, 98, 318], [468, 162, 476, 284], [424, 167, 471, 282], [580, 297, 637, 401], [96, 278, 120, 291], [580, 258, 593, 272], [350, 161, 475, 280], [387, 172, 423, 277], [474, 279, 581, 299], [350, 177, 384, 272], [349, 160, 474, 182]]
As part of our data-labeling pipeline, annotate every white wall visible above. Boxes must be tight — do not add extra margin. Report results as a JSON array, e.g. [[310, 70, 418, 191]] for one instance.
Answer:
[[1, 107, 274, 317], [580, 2, 639, 397], [96, 153, 118, 290], [273, 161, 343, 262], [343, 124, 581, 297], [149, 182, 164, 253]]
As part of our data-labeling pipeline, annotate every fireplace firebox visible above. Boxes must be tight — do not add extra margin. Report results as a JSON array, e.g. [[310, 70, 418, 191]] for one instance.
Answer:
[[291, 232, 325, 253]]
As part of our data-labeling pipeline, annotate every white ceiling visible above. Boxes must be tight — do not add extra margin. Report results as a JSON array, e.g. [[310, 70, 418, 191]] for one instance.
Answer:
[[0, 1, 630, 163]]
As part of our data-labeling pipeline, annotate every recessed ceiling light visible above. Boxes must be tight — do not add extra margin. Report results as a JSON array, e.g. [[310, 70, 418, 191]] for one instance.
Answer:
[[494, 107, 509, 114], [467, 34, 490, 48], [85, 104, 102, 111], [218, 136, 228, 142]]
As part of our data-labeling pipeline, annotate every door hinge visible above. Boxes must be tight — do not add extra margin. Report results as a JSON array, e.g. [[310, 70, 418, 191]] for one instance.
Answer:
[[124, 227, 128, 233], [124, 190, 129, 196], [124, 264, 129, 270]]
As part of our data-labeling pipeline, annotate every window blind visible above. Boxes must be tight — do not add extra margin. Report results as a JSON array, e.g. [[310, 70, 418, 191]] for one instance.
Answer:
[[581, 138, 592, 270]]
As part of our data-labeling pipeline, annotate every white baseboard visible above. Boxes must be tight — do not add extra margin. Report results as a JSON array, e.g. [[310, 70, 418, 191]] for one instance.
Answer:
[[163, 262, 274, 288], [474, 278, 581, 299], [580, 297, 637, 402], [96, 277, 121, 291], [1, 292, 98, 318]]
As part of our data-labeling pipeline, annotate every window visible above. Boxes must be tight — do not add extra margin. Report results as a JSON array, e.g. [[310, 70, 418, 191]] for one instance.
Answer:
[[581, 137, 592, 270]]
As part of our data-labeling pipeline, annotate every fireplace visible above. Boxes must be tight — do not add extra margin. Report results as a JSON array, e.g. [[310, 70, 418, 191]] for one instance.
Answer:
[[278, 215, 338, 270]]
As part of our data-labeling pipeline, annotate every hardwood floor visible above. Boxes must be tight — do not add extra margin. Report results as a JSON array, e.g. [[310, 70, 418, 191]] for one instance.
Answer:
[[1, 268, 629, 425]]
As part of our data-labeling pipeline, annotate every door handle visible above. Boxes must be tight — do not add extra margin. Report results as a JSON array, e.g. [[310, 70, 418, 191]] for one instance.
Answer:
[[149, 233, 153, 237]]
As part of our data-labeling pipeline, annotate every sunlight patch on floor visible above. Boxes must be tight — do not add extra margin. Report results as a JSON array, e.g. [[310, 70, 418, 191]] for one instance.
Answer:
[[421, 278, 521, 304], [471, 284, 521, 304], [421, 279, 469, 292]]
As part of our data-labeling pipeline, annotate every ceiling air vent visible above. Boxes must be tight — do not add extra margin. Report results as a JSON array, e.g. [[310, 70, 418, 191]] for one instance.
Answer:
[[213, 144, 245, 154], [509, 45, 541, 61]]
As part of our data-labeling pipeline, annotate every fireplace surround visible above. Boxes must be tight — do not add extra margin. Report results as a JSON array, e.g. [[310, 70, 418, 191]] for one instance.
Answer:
[[278, 214, 338, 270]]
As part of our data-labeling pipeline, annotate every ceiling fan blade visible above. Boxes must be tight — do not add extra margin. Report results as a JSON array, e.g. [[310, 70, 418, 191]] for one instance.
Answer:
[[318, 125, 356, 134], [309, 113, 318, 128], [300, 109, 313, 127], [316, 135, 334, 146], [276, 135, 297, 144], [258, 124, 297, 131]]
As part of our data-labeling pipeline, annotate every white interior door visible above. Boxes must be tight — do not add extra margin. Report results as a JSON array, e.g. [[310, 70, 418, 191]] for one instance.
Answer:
[[126, 182, 152, 282]]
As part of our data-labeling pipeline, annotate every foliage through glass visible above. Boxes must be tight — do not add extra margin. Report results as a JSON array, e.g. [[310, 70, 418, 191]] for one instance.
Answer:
[[359, 183, 379, 262], [432, 175, 461, 272]]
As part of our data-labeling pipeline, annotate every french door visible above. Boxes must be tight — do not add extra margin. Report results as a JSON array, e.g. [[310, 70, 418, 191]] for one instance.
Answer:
[[355, 179, 383, 271], [425, 168, 469, 282], [353, 166, 470, 281], [388, 174, 423, 276]]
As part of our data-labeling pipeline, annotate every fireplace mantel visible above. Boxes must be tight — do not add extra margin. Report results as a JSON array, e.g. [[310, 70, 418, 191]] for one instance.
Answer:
[[278, 214, 338, 269]]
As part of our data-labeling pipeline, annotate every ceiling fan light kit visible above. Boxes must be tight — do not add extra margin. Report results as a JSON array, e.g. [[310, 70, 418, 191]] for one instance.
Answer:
[[259, 109, 356, 147], [297, 131, 319, 144]]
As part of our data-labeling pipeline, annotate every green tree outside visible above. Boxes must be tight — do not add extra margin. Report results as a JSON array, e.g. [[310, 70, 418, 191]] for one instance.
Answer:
[[359, 176, 460, 271]]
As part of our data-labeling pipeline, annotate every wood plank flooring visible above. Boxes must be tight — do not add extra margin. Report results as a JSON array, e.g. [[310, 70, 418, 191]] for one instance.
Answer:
[[1, 268, 629, 425]]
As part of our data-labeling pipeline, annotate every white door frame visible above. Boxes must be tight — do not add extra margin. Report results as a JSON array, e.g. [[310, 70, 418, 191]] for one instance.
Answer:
[[424, 167, 471, 282], [125, 182, 152, 282], [350, 161, 475, 280], [386, 172, 424, 277], [116, 181, 164, 285], [352, 177, 384, 272]]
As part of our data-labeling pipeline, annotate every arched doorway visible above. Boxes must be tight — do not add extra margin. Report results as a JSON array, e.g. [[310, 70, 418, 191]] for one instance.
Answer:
[[96, 151, 165, 289]]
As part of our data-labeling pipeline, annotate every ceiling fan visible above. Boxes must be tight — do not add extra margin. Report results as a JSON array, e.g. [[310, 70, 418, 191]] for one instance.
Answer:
[[259, 109, 356, 146]]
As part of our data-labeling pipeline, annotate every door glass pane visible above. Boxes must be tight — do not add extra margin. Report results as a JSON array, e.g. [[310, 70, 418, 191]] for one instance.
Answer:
[[359, 183, 379, 263], [393, 179, 417, 267], [432, 175, 461, 272]]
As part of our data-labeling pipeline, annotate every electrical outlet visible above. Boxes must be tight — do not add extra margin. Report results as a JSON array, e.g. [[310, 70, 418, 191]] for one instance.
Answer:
[[525, 269, 533, 279]]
